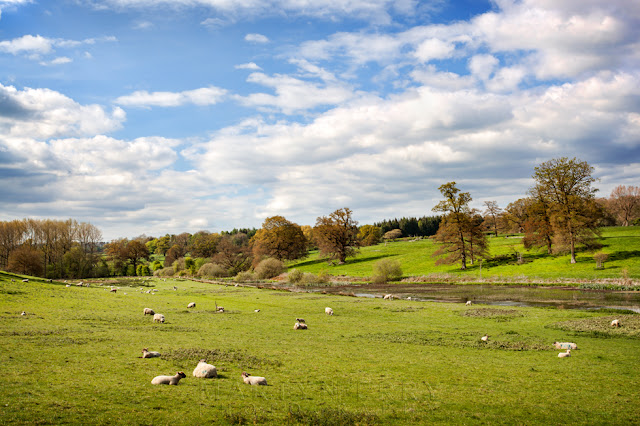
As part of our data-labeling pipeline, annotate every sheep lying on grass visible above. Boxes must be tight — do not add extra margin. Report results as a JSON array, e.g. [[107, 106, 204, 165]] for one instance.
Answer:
[[151, 371, 186, 385], [553, 342, 577, 350], [22, 279, 28, 283], [241, 372, 267, 386], [558, 349, 571, 358], [192, 360, 217, 378], [481, 334, 489, 342], [611, 319, 620, 327], [143, 308, 155, 316], [153, 314, 165, 323], [142, 348, 161, 358], [187, 302, 196, 308], [294, 322, 308, 330], [325, 307, 333, 316]]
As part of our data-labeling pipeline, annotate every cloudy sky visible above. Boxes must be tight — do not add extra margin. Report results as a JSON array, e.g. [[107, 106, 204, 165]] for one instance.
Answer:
[[1, 0, 639, 240]]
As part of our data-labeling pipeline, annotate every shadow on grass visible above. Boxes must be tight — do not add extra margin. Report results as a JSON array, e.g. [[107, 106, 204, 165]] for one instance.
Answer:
[[290, 254, 391, 269], [607, 250, 640, 261]]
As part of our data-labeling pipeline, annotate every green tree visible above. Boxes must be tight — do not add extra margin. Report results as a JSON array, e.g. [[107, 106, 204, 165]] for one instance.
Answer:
[[313, 208, 359, 264], [357, 225, 382, 246]]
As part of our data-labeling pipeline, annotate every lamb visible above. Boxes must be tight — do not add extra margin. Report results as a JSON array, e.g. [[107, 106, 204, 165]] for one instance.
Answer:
[[325, 307, 333, 316], [558, 349, 571, 358], [20, 311, 26, 316], [294, 322, 308, 330], [187, 302, 196, 308], [553, 342, 577, 350], [481, 334, 489, 342], [611, 319, 620, 327], [142, 348, 161, 358], [153, 314, 165, 323], [465, 301, 472, 306], [151, 371, 186, 385], [241, 372, 267, 386], [192, 359, 217, 378], [383, 294, 394, 300], [143, 308, 155, 316]]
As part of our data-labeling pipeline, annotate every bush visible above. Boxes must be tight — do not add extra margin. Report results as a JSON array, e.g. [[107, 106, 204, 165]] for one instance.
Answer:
[[151, 260, 163, 271], [255, 258, 285, 279], [198, 263, 227, 278], [287, 269, 303, 283], [126, 265, 136, 276], [154, 267, 175, 277], [372, 258, 403, 283], [234, 270, 255, 283]]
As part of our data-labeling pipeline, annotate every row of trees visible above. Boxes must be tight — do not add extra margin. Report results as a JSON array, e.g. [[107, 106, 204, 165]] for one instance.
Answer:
[[373, 216, 442, 238]]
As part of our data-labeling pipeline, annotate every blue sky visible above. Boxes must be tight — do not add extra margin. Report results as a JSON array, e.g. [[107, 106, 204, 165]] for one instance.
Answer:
[[0, 0, 639, 240]]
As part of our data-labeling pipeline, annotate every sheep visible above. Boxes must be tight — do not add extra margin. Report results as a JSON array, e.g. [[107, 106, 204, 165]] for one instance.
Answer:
[[553, 342, 577, 350], [241, 372, 267, 386], [296, 318, 305, 323], [255, 309, 261, 313], [173, 286, 177, 291], [611, 319, 620, 327], [465, 301, 472, 306], [558, 349, 571, 358], [110, 287, 117, 293], [383, 294, 394, 300], [294, 322, 308, 330], [153, 314, 165, 323], [22, 279, 28, 283], [151, 371, 186, 385], [20, 311, 26, 316], [65, 284, 71, 288], [142, 348, 161, 358], [192, 359, 217, 378], [481, 334, 489, 342], [143, 308, 155, 316], [187, 302, 196, 308], [325, 307, 333, 316], [216, 306, 225, 313], [77, 281, 84, 287]]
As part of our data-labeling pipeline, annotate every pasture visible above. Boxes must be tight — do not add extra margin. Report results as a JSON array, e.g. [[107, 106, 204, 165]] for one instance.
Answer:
[[1, 274, 639, 424]]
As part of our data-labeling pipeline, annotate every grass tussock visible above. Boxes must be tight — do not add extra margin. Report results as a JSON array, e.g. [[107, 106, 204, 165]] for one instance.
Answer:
[[285, 407, 379, 426], [550, 315, 640, 338]]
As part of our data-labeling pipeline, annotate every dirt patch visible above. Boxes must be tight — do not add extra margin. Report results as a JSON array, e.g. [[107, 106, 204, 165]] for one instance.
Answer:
[[163, 347, 283, 368], [549, 315, 640, 338]]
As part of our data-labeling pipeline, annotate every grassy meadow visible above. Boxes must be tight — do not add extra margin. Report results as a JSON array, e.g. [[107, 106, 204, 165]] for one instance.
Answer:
[[288, 226, 640, 282], [1, 273, 639, 425]]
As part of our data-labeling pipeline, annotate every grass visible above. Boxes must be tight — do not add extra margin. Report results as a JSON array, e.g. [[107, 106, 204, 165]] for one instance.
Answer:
[[287, 226, 640, 282], [1, 274, 639, 424]]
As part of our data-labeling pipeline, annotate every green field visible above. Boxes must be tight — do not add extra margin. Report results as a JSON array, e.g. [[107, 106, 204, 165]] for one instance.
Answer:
[[288, 226, 640, 282], [1, 274, 639, 424]]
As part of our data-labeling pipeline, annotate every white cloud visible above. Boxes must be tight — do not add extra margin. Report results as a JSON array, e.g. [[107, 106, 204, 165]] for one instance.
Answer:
[[39, 56, 72, 66], [115, 86, 227, 107], [413, 38, 455, 62], [245, 33, 269, 44], [468, 54, 498, 81], [0, 34, 52, 55], [235, 62, 262, 70]]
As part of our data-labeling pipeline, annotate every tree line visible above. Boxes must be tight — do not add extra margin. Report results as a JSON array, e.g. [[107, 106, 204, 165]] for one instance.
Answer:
[[1, 157, 638, 278]]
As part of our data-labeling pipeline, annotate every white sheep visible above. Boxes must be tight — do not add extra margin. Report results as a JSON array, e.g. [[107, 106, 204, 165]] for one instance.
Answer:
[[22, 279, 28, 283], [294, 322, 308, 330], [383, 294, 394, 300], [465, 301, 472, 306], [187, 302, 196, 308], [325, 307, 333, 316], [20, 311, 26, 316], [65, 284, 71, 288], [143, 308, 155, 316], [142, 348, 161, 358], [241, 372, 267, 386], [611, 319, 620, 327], [192, 359, 217, 378], [151, 371, 186, 385], [558, 349, 571, 358], [254, 309, 261, 313], [481, 334, 489, 342], [153, 314, 165, 323], [553, 342, 577, 350]]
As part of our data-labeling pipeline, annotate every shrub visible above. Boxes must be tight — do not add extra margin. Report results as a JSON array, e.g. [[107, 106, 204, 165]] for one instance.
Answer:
[[255, 258, 285, 279], [154, 267, 175, 277], [594, 252, 608, 269], [198, 263, 227, 278], [126, 265, 135, 276], [234, 270, 255, 283], [150, 260, 163, 271], [287, 268, 303, 284], [372, 258, 403, 283]]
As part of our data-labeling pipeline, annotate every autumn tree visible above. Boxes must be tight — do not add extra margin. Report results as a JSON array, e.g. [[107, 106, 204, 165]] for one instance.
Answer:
[[522, 190, 554, 254], [251, 216, 308, 262], [8, 245, 43, 276], [532, 157, 600, 263], [432, 182, 486, 270], [483, 201, 502, 236], [190, 231, 221, 258], [466, 209, 489, 264], [212, 237, 253, 276], [609, 185, 640, 226], [504, 198, 530, 233], [0, 220, 26, 268], [383, 229, 403, 241], [313, 208, 359, 264], [358, 225, 382, 246]]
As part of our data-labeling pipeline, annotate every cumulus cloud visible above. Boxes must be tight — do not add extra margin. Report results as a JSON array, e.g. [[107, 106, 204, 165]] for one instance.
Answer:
[[235, 62, 262, 70], [0, 34, 52, 55], [115, 86, 227, 107], [245, 33, 269, 44]]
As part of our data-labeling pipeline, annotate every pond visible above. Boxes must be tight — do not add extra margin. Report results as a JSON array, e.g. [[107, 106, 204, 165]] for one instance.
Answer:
[[293, 282, 640, 313]]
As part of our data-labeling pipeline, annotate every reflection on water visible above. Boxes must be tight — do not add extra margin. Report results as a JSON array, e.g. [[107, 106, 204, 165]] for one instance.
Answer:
[[305, 283, 640, 313]]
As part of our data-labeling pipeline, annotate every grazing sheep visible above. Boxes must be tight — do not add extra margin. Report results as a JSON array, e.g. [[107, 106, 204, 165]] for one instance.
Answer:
[[383, 294, 394, 300], [241, 372, 267, 386], [192, 359, 217, 378], [294, 322, 308, 330], [254, 309, 261, 313], [465, 301, 472, 306], [22, 279, 28, 283], [143, 308, 155, 316], [187, 302, 196, 308], [153, 314, 165, 323], [173, 286, 177, 291], [151, 371, 186, 385], [142, 348, 161, 358], [481, 334, 489, 342], [65, 284, 71, 288], [611, 319, 620, 327], [325, 307, 333, 316], [77, 281, 84, 287], [558, 349, 571, 358], [553, 342, 577, 350], [110, 287, 117, 293], [216, 306, 225, 313]]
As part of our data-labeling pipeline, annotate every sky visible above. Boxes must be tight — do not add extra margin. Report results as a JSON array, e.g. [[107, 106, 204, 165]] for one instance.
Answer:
[[0, 0, 639, 241]]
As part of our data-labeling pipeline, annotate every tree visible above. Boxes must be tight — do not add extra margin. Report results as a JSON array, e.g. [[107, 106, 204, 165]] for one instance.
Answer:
[[155, 235, 172, 255], [251, 216, 308, 262], [358, 225, 382, 246], [523, 191, 554, 254], [466, 209, 489, 265], [313, 208, 359, 264], [609, 185, 640, 226], [0, 220, 26, 268], [190, 231, 221, 258], [212, 237, 253, 276], [504, 198, 530, 233], [8, 245, 43, 276], [532, 157, 600, 263], [126, 240, 149, 272], [431, 182, 484, 270], [383, 229, 403, 241], [483, 201, 502, 237]]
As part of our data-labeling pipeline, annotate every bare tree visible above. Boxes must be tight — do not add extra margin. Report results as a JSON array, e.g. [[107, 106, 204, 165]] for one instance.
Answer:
[[483, 201, 502, 237], [609, 185, 640, 226]]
